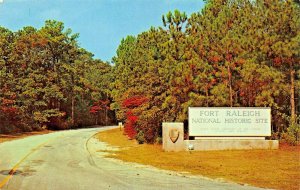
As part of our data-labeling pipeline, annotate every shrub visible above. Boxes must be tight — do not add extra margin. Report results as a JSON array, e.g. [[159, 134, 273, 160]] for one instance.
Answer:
[[138, 115, 162, 143], [268, 131, 280, 140], [48, 117, 71, 130], [282, 123, 300, 145], [136, 130, 145, 144], [122, 96, 148, 140], [155, 137, 162, 144], [124, 113, 138, 139]]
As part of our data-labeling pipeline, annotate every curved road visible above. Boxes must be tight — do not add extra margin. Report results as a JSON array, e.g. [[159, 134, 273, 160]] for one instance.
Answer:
[[0, 127, 266, 190]]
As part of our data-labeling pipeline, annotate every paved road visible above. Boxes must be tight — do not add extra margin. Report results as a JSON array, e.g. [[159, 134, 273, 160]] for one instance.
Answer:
[[0, 126, 267, 190]]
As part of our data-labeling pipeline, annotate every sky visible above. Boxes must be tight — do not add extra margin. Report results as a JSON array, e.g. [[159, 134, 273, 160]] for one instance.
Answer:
[[0, 0, 205, 62]]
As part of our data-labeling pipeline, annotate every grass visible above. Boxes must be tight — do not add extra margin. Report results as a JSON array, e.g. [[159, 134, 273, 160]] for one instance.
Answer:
[[0, 130, 52, 143], [96, 128, 300, 190]]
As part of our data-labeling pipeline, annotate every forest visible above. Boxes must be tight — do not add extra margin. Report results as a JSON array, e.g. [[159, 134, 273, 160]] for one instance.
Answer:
[[0, 0, 299, 144], [0, 20, 114, 133]]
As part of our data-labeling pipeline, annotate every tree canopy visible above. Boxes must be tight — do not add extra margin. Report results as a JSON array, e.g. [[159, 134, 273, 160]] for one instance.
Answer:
[[0, 20, 114, 133], [112, 0, 299, 143], [0, 0, 299, 144]]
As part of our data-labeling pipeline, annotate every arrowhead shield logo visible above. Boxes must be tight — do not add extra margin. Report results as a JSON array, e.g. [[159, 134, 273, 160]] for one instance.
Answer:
[[169, 128, 179, 143]]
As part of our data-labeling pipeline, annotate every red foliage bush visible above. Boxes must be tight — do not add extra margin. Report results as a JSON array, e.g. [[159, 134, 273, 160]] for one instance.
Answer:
[[124, 113, 138, 139], [122, 96, 148, 109], [90, 99, 110, 114], [122, 96, 148, 139], [90, 105, 101, 114], [0, 97, 19, 122], [0, 96, 25, 133]]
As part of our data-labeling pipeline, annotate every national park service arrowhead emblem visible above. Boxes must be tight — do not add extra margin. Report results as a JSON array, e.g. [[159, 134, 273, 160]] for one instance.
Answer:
[[169, 128, 179, 143]]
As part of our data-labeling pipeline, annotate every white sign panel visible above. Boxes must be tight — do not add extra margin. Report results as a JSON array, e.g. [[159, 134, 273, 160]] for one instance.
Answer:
[[189, 107, 271, 137]]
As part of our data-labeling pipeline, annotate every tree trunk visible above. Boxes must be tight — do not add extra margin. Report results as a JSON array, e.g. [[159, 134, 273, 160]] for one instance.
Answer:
[[227, 65, 233, 107], [71, 96, 75, 126], [290, 68, 296, 125], [205, 86, 209, 107], [105, 108, 107, 125]]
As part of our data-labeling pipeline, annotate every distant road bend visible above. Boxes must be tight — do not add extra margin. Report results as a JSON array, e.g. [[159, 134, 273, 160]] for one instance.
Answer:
[[0, 126, 263, 190]]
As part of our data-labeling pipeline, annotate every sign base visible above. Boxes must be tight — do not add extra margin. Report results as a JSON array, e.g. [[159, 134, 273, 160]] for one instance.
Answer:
[[185, 139, 279, 151]]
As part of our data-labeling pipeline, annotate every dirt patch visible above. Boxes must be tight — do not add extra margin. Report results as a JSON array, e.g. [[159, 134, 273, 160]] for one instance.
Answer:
[[0, 130, 53, 144], [96, 128, 300, 190]]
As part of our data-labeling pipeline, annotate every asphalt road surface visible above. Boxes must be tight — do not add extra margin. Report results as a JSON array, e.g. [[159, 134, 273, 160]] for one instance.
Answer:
[[0, 126, 267, 190]]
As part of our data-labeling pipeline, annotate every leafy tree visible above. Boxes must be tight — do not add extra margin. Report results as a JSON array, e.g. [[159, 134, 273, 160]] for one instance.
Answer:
[[112, 0, 299, 143], [0, 20, 114, 133]]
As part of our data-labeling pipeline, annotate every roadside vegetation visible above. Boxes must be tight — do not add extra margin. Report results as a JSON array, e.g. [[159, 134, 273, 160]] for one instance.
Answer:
[[0, 130, 52, 143], [111, 0, 300, 144], [1, 0, 299, 145], [0, 21, 115, 134], [97, 128, 300, 190]]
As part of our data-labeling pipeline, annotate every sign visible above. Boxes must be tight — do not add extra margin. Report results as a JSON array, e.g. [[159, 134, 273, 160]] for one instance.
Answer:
[[169, 128, 179, 143], [188, 107, 271, 137]]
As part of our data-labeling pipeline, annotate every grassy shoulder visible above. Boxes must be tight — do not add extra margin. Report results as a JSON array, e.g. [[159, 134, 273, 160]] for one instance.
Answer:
[[0, 130, 53, 143], [96, 128, 300, 190]]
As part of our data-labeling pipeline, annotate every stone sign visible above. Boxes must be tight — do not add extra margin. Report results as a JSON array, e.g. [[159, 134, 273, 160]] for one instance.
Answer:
[[189, 107, 271, 137], [162, 122, 185, 152]]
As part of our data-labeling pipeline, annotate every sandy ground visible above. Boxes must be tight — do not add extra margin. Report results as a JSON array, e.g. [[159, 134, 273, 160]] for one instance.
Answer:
[[0, 126, 267, 190]]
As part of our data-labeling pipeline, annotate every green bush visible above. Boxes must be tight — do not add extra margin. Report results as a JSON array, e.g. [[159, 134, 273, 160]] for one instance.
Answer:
[[155, 137, 162, 144], [136, 130, 145, 144], [282, 123, 300, 145], [269, 131, 281, 140]]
